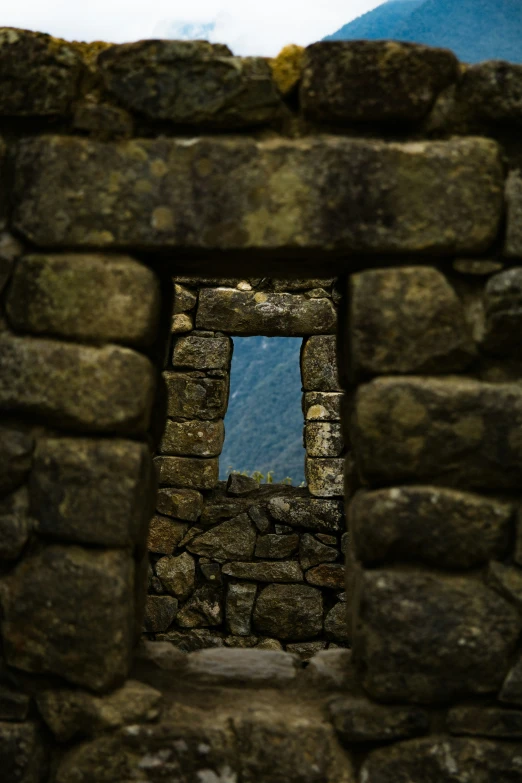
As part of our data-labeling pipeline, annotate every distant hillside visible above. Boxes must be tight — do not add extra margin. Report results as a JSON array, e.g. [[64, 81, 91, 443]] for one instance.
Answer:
[[324, 0, 522, 64]]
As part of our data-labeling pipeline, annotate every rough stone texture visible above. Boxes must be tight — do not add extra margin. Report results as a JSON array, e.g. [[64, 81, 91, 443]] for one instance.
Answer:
[[164, 372, 229, 420], [173, 283, 197, 314], [6, 253, 161, 347], [176, 586, 223, 628], [222, 561, 303, 582], [37, 680, 161, 742], [73, 101, 134, 138], [353, 569, 522, 703], [448, 706, 522, 739], [303, 392, 343, 421], [156, 629, 224, 651], [0, 28, 83, 115], [185, 648, 298, 686], [505, 171, 522, 258], [459, 61, 522, 125], [306, 458, 344, 497], [0, 721, 45, 783], [305, 648, 355, 690], [158, 418, 224, 457], [227, 473, 260, 495], [329, 697, 429, 743], [254, 584, 323, 640], [255, 533, 299, 559], [349, 267, 475, 378], [172, 334, 231, 370], [30, 437, 152, 548], [0, 424, 34, 497], [2, 545, 135, 691], [305, 422, 343, 457], [156, 487, 203, 522], [187, 514, 257, 561], [226, 583, 257, 636], [306, 563, 345, 589], [350, 486, 512, 569], [268, 496, 343, 533], [488, 561, 522, 609], [360, 737, 522, 782], [500, 654, 522, 705], [155, 552, 196, 600], [0, 488, 33, 560], [249, 504, 271, 533], [301, 336, 341, 391], [171, 312, 193, 333], [13, 135, 503, 254], [483, 268, 522, 356], [0, 335, 155, 435], [143, 595, 179, 632], [0, 232, 24, 295], [147, 515, 187, 555], [354, 377, 522, 490], [325, 601, 351, 643], [154, 456, 219, 490], [196, 288, 336, 335], [98, 41, 283, 127], [300, 533, 338, 570], [301, 41, 458, 123]]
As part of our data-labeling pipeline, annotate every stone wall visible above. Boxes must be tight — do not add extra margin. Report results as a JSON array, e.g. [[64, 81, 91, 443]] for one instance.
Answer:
[[0, 26, 522, 782]]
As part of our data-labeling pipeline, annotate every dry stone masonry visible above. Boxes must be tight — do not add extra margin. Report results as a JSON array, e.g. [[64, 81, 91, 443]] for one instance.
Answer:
[[0, 27, 522, 782]]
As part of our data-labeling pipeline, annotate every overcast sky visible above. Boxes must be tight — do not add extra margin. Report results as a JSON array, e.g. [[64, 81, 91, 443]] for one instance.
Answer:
[[0, 0, 384, 56]]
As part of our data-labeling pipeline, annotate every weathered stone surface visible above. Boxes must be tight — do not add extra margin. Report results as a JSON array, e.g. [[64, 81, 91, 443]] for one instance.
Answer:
[[227, 473, 260, 496], [154, 456, 219, 490], [306, 649, 356, 690], [488, 561, 522, 608], [500, 654, 522, 705], [200, 559, 222, 585], [302, 41, 458, 123], [143, 595, 179, 633], [6, 253, 161, 346], [0, 335, 155, 434], [147, 515, 187, 554], [351, 486, 512, 569], [353, 569, 522, 703], [156, 487, 203, 522], [248, 504, 271, 533], [361, 737, 522, 783], [303, 392, 343, 421], [0, 424, 33, 497], [172, 334, 231, 370], [329, 697, 429, 743], [325, 601, 351, 644], [354, 377, 522, 490], [0, 232, 24, 295], [300, 533, 338, 570], [13, 135, 503, 254], [37, 680, 161, 742], [185, 648, 298, 686], [448, 706, 522, 739], [483, 268, 522, 355], [176, 586, 223, 628], [156, 628, 224, 651], [0, 686, 30, 722], [306, 458, 344, 497], [158, 418, 224, 457], [459, 61, 522, 125], [222, 561, 303, 582], [188, 514, 257, 561], [171, 313, 194, 333], [349, 267, 475, 378], [164, 372, 229, 419], [0, 28, 83, 115], [306, 563, 345, 589], [173, 283, 197, 314], [98, 41, 282, 127], [255, 533, 299, 559], [301, 336, 340, 391], [196, 288, 336, 335], [73, 101, 134, 137], [286, 641, 326, 660], [226, 582, 257, 636], [155, 552, 196, 600], [31, 437, 152, 548], [2, 545, 135, 691], [0, 488, 33, 560], [0, 721, 45, 783], [268, 495, 344, 533], [453, 259, 504, 276], [305, 423, 343, 457], [255, 638, 284, 651], [254, 584, 323, 641], [505, 171, 522, 258]]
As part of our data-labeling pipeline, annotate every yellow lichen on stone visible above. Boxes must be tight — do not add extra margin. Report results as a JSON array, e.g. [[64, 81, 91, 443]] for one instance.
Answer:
[[269, 44, 305, 96]]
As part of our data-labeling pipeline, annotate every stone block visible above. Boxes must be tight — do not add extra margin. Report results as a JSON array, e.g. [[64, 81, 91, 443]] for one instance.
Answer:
[[156, 487, 203, 522], [0, 424, 33, 497], [349, 267, 475, 377], [303, 392, 343, 421], [2, 545, 135, 691], [222, 561, 303, 582], [488, 561, 522, 608], [329, 696, 429, 743], [505, 171, 522, 258], [301, 336, 341, 391], [196, 289, 336, 335], [0, 721, 45, 783], [306, 563, 345, 589], [350, 486, 512, 569], [73, 101, 134, 137], [154, 456, 219, 490], [353, 569, 522, 703], [253, 584, 323, 641], [159, 418, 224, 457], [164, 372, 229, 420], [97, 40, 282, 127], [267, 496, 344, 533], [448, 706, 522, 739], [143, 595, 179, 633], [6, 253, 161, 347], [354, 377, 522, 490], [172, 334, 232, 370], [188, 514, 257, 562], [458, 61, 522, 124], [483, 268, 522, 355], [156, 629, 224, 651], [176, 586, 223, 628], [0, 28, 83, 115], [500, 653, 522, 705], [0, 335, 155, 435], [226, 583, 257, 636], [227, 473, 260, 495], [13, 135, 503, 254], [255, 533, 299, 559], [30, 437, 153, 548], [306, 458, 344, 497], [305, 422, 343, 457], [0, 488, 33, 560], [325, 602, 351, 644], [301, 41, 458, 123], [186, 647, 298, 685], [171, 313, 193, 333], [173, 283, 197, 314], [147, 515, 187, 555], [155, 552, 196, 600], [300, 533, 338, 570]]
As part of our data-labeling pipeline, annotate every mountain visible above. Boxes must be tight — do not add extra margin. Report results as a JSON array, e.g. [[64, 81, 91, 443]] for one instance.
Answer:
[[324, 0, 522, 64]]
